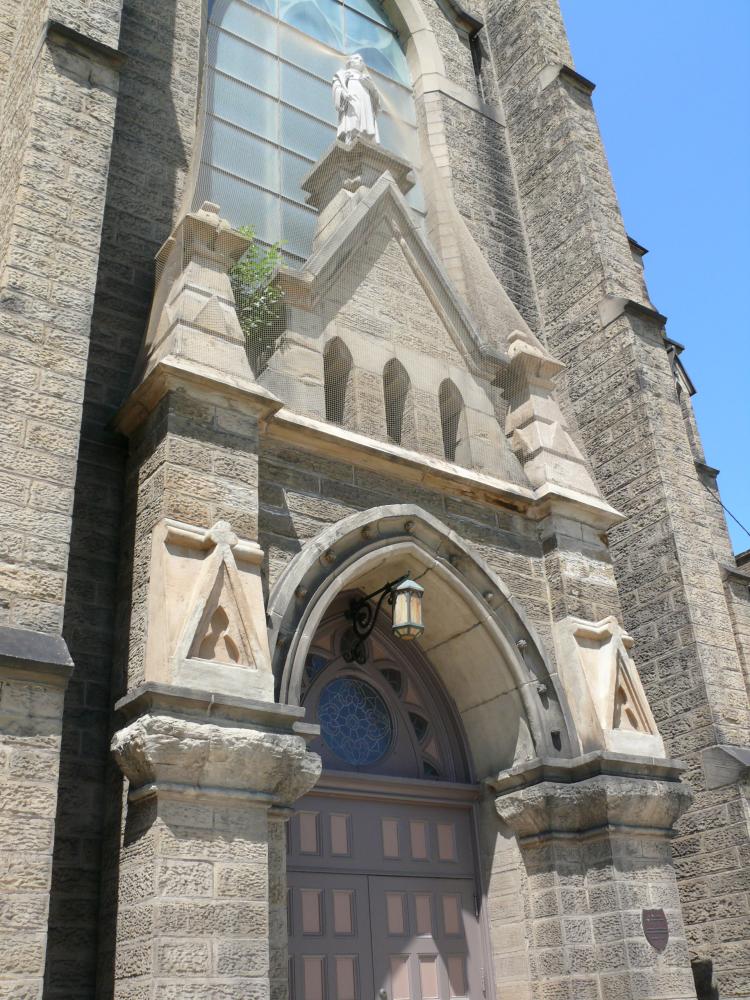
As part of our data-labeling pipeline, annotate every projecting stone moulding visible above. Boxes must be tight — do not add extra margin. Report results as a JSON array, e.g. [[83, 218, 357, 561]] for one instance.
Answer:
[[142, 518, 273, 701], [554, 615, 664, 757]]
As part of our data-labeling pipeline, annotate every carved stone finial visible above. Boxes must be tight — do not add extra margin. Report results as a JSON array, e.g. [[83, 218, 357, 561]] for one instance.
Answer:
[[208, 520, 238, 548]]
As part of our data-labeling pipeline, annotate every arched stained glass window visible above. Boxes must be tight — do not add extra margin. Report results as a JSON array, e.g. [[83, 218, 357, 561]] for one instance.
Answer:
[[198, 0, 423, 265]]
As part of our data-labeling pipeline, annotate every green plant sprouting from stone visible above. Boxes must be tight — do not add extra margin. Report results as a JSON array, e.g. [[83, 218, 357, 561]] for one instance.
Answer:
[[229, 225, 284, 374]]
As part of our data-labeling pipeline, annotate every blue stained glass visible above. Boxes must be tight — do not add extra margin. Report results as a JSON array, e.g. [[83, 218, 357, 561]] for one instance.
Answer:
[[280, 0, 344, 49], [345, 0, 389, 28], [304, 653, 328, 679], [318, 677, 393, 765], [281, 62, 332, 122]]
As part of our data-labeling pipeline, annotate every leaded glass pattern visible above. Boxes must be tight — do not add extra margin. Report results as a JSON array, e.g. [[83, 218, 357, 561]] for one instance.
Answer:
[[318, 676, 393, 765], [197, 0, 423, 264]]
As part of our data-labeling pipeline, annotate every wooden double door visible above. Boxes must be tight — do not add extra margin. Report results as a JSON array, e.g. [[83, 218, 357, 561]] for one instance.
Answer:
[[288, 782, 487, 1000]]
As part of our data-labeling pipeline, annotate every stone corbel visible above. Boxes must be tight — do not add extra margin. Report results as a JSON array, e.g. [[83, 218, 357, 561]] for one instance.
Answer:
[[144, 518, 274, 701], [554, 614, 664, 757], [504, 331, 602, 499]]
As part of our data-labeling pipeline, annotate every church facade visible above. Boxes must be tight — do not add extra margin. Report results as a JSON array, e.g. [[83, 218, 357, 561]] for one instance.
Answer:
[[0, 1, 748, 999]]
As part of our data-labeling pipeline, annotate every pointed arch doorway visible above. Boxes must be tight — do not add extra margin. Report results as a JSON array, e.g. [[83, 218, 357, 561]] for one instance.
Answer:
[[287, 594, 491, 1000]]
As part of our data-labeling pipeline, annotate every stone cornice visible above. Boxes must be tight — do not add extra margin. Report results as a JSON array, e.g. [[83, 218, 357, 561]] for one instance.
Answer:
[[0, 625, 73, 687], [115, 681, 318, 740], [414, 73, 506, 125], [488, 751, 685, 794], [695, 459, 720, 479], [115, 354, 623, 532], [271, 408, 623, 530], [113, 355, 283, 437]]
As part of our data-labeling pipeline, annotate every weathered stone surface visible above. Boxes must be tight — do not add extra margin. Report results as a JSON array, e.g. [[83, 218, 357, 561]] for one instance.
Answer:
[[1, 0, 741, 996]]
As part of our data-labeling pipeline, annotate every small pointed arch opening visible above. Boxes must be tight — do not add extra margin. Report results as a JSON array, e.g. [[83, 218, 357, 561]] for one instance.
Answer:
[[383, 358, 414, 446], [438, 379, 470, 465], [324, 338, 354, 427]]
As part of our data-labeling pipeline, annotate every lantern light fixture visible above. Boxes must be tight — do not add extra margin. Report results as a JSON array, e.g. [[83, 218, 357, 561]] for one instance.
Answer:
[[343, 572, 425, 664]]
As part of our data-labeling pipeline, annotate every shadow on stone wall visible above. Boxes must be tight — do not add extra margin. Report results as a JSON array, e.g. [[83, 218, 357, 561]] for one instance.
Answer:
[[43, 0, 194, 995]]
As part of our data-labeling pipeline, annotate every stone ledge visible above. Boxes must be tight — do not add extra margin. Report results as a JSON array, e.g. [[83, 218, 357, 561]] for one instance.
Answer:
[[628, 235, 649, 257], [488, 751, 686, 795], [115, 681, 318, 740], [114, 355, 283, 437], [0, 625, 73, 687], [414, 73, 506, 125], [116, 351, 622, 531], [539, 63, 595, 96], [598, 295, 668, 330], [702, 744, 750, 789], [694, 459, 720, 479], [46, 19, 125, 68]]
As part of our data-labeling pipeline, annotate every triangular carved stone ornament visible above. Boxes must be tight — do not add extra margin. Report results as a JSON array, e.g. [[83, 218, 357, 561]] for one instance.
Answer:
[[143, 518, 274, 701], [553, 615, 663, 757]]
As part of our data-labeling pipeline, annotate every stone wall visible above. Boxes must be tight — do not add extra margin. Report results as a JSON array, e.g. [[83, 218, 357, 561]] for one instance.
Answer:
[[0, 0, 739, 994], [0, 663, 68, 1000], [486, 0, 750, 992]]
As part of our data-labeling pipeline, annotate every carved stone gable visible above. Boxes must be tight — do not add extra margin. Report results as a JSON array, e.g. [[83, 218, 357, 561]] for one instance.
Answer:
[[143, 518, 273, 701], [554, 615, 664, 757]]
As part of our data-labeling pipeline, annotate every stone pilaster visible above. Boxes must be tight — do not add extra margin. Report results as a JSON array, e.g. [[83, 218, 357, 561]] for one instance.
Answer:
[[110, 685, 320, 999], [0, 626, 72, 999], [494, 755, 697, 1000]]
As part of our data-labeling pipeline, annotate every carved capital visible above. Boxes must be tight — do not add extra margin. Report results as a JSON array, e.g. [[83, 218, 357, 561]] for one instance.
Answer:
[[495, 770, 691, 843], [111, 711, 321, 807]]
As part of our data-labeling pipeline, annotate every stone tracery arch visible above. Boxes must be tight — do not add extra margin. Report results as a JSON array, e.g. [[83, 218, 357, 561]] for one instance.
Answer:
[[268, 504, 580, 778]]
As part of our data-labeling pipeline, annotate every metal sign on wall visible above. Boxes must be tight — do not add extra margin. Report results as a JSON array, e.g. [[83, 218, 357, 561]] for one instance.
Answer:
[[642, 908, 669, 952]]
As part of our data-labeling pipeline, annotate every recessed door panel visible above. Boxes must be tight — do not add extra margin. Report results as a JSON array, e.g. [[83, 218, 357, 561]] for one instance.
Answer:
[[288, 871, 374, 1000], [370, 876, 481, 999]]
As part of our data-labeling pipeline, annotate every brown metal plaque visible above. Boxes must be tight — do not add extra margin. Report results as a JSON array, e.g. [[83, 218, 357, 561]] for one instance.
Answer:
[[642, 908, 669, 952]]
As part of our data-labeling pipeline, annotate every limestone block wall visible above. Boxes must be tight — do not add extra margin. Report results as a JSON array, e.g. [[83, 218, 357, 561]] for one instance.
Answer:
[[0, 16, 120, 636], [441, 95, 539, 327], [0, 4, 124, 996], [0, 671, 67, 999], [40, 0, 208, 992], [485, 0, 750, 991], [113, 782, 273, 998]]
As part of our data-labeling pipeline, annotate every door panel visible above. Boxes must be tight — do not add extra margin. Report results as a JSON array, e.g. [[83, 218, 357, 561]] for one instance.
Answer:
[[288, 792, 476, 878], [370, 876, 482, 999], [288, 871, 375, 1000]]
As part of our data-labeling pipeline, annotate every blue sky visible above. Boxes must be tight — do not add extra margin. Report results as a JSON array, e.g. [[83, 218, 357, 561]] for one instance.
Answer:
[[559, 0, 750, 554]]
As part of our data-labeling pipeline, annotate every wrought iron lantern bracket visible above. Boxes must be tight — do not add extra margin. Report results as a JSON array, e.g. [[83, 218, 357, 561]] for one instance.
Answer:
[[342, 574, 409, 665]]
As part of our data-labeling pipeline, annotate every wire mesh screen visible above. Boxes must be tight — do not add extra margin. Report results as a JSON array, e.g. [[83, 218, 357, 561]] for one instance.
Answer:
[[194, 0, 425, 265], [147, 0, 536, 489]]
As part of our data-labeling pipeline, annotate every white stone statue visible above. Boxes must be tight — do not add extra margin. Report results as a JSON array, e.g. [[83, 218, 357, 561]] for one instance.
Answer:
[[332, 54, 381, 144]]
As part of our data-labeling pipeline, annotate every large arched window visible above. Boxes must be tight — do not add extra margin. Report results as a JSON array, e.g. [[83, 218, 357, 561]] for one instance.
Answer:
[[197, 0, 424, 265]]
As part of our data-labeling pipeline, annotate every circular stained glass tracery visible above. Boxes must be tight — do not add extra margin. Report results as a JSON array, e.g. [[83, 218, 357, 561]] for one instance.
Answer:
[[318, 676, 393, 765]]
